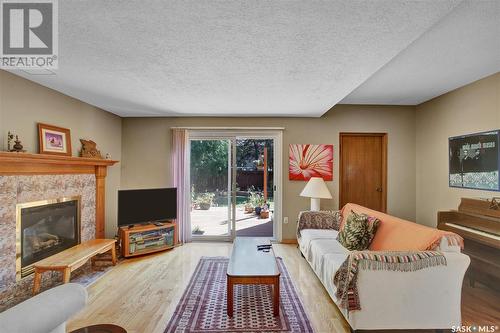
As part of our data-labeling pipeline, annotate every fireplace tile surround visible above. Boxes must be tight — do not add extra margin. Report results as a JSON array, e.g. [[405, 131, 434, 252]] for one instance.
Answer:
[[0, 174, 96, 310]]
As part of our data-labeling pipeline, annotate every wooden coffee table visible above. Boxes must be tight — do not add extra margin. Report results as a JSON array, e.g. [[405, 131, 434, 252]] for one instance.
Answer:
[[227, 237, 280, 317]]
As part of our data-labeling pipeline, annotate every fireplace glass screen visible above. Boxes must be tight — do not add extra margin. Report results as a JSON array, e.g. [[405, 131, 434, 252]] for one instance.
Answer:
[[18, 198, 80, 277]]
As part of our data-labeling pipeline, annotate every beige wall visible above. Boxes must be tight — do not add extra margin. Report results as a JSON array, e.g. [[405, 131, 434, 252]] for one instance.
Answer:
[[121, 104, 416, 240], [416, 72, 500, 227], [0, 70, 122, 238]]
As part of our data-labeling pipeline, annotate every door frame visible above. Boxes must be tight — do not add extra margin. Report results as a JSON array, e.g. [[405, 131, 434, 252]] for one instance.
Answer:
[[187, 129, 283, 242], [339, 132, 388, 212]]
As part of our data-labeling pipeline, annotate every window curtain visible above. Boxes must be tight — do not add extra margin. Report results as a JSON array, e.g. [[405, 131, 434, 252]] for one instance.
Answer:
[[171, 129, 191, 243]]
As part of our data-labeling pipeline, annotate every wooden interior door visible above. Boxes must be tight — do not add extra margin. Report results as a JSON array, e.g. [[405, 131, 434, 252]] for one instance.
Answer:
[[339, 133, 387, 212]]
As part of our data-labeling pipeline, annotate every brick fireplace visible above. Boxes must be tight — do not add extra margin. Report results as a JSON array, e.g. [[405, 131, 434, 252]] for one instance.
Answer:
[[0, 152, 117, 311]]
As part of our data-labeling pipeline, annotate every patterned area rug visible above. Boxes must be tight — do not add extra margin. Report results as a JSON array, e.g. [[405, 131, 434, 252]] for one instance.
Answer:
[[165, 257, 314, 333]]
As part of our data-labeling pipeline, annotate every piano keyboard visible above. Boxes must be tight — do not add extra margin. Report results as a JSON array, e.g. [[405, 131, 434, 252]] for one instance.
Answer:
[[445, 222, 500, 241]]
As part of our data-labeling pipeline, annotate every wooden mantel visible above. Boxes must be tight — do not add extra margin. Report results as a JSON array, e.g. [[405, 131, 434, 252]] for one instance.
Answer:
[[0, 152, 118, 238]]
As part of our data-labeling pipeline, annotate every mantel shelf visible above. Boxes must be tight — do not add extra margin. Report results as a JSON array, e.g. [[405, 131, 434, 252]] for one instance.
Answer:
[[0, 152, 118, 175], [0, 151, 118, 166]]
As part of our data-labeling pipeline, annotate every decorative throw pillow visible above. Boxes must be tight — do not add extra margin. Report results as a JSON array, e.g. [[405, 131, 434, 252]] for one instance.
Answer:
[[296, 210, 342, 239], [337, 210, 380, 250], [365, 215, 381, 245]]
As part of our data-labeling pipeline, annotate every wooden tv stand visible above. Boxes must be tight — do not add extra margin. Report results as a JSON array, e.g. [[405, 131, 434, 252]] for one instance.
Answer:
[[119, 222, 177, 258]]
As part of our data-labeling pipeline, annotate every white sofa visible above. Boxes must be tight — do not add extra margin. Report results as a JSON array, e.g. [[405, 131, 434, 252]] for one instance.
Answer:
[[298, 211, 470, 331], [0, 283, 88, 333]]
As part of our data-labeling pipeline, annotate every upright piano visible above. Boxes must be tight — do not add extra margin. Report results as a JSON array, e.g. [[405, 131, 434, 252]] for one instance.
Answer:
[[438, 197, 500, 290]]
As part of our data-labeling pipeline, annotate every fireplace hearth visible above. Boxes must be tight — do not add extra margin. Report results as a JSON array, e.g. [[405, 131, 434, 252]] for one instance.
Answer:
[[16, 197, 81, 280]]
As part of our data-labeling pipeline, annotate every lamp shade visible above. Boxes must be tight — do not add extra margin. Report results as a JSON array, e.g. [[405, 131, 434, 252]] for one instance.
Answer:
[[300, 177, 332, 199]]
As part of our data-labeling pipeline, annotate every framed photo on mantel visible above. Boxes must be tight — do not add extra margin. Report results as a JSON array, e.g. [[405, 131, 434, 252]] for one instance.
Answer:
[[38, 123, 72, 156]]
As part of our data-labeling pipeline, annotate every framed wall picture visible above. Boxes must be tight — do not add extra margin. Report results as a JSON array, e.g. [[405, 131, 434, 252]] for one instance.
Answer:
[[38, 123, 72, 156], [449, 130, 500, 191], [289, 144, 333, 181]]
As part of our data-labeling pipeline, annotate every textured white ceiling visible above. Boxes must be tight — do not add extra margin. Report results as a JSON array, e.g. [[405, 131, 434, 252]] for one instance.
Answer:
[[8, 0, 462, 117], [342, 0, 500, 105]]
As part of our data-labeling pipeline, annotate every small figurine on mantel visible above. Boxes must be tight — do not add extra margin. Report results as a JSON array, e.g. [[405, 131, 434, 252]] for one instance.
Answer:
[[79, 139, 103, 158], [7, 132, 26, 152], [7, 131, 14, 151]]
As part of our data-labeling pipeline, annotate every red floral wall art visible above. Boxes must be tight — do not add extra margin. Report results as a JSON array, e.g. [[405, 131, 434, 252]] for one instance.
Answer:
[[289, 144, 333, 181]]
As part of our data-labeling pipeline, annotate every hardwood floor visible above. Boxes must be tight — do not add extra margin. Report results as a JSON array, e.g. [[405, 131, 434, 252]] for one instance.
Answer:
[[67, 243, 500, 333], [461, 280, 500, 326]]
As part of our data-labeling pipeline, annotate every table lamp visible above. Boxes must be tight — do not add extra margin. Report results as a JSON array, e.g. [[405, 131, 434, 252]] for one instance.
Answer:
[[300, 177, 332, 211]]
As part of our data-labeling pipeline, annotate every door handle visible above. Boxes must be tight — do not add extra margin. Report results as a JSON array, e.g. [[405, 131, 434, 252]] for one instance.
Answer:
[[376, 187, 383, 192]]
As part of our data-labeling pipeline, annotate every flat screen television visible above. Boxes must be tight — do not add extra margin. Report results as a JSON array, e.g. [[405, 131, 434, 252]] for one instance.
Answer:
[[118, 188, 177, 226]]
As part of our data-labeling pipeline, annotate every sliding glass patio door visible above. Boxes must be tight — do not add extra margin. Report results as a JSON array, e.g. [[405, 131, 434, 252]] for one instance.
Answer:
[[189, 138, 233, 240], [188, 130, 282, 241]]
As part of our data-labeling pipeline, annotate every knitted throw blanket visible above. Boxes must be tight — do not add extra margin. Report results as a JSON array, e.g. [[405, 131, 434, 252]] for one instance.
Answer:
[[333, 251, 447, 311]]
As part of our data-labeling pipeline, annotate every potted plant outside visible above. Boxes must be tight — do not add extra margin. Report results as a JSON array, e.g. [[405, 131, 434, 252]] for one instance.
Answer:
[[260, 201, 270, 219], [254, 157, 265, 171], [195, 192, 215, 210], [192, 225, 205, 235], [244, 202, 254, 214], [250, 192, 264, 216]]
